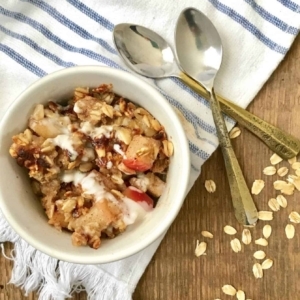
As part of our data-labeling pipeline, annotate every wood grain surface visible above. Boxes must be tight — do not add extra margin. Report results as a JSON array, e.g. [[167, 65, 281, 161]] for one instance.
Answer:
[[0, 35, 299, 300]]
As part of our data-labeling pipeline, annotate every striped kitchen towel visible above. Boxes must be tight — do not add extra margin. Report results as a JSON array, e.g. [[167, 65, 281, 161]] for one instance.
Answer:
[[0, 0, 299, 299]]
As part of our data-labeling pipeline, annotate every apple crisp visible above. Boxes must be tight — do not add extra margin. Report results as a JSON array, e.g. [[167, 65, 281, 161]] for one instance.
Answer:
[[9, 84, 172, 249]]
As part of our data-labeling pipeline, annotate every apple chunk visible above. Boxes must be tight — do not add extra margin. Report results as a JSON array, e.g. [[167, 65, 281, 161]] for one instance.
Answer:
[[123, 135, 161, 172], [123, 186, 154, 210]]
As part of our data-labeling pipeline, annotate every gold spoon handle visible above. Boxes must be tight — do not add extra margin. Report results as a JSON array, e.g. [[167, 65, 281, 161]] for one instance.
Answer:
[[179, 72, 300, 159], [209, 87, 258, 225]]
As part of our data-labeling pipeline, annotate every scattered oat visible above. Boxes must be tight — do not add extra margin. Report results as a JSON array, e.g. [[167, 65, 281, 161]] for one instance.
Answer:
[[224, 225, 237, 235], [287, 175, 300, 191], [195, 241, 207, 257], [262, 259, 273, 270], [270, 153, 283, 165], [263, 166, 276, 176], [288, 157, 297, 164], [205, 180, 216, 193], [236, 290, 246, 300], [253, 263, 263, 278], [285, 224, 295, 239], [251, 180, 265, 195], [258, 211, 273, 221], [276, 195, 287, 208], [201, 231, 213, 238], [263, 225, 272, 239], [281, 183, 295, 195], [277, 166, 289, 177], [255, 238, 268, 246], [296, 169, 300, 177], [273, 180, 288, 190], [242, 229, 252, 245], [289, 211, 300, 223], [292, 162, 300, 170], [253, 250, 266, 260], [222, 285, 237, 296], [229, 127, 241, 139], [230, 238, 242, 253], [274, 180, 295, 195], [268, 198, 280, 212]]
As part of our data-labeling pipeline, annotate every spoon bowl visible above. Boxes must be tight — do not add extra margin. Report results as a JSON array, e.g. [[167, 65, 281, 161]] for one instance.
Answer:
[[175, 8, 223, 87], [113, 24, 176, 78], [113, 23, 300, 160]]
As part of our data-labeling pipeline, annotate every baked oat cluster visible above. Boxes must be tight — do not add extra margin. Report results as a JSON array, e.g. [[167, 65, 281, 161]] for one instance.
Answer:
[[9, 84, 173, 249]]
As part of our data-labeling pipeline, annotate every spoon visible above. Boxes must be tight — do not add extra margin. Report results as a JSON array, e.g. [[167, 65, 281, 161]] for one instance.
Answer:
[[113, 23, 300, 160], [175, 7, 257, 225]]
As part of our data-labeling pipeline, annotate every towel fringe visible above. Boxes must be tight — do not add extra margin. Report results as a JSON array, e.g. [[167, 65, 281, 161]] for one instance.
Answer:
[[0, 211, 132, 300]]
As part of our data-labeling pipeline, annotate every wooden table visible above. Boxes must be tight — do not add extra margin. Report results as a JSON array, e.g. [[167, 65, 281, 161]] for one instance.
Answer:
[[1, 35, 299, 300]]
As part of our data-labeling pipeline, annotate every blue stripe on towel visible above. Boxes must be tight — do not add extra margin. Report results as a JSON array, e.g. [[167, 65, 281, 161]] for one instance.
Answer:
[[191, 164, 200, 172], [244, 0, 299, 35], [277, 0, 300, 12], [189, 141, 210, 160], [0, 25, 75, 68], [171, 77, 235, 126], [22, 0, 117, 54], [66, 0, 114, 31], [208, 0, 288, 54], [0, 43, 46, 77], [156, 87, 218, 138], [0, 6, 121, 70], [171, 77, 212, 110]]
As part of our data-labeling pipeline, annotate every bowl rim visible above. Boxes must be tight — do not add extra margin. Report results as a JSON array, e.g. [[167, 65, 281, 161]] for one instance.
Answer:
[[0, 65, 191, 264]]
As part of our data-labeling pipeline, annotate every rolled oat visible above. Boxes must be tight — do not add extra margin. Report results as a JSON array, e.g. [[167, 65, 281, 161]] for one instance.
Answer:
[[205, 180, 216, 193]]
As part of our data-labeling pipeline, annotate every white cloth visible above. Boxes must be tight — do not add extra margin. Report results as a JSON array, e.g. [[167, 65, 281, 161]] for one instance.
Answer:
[[0, 0, 299, 299]]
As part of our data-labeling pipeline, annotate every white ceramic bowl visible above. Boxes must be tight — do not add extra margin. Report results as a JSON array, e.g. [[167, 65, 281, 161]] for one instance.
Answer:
[[0, 66, 190, 264]]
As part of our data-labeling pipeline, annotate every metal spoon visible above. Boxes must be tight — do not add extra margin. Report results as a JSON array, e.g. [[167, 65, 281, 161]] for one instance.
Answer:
[[175, 7, 257, 225], [113, 23, 300, 160]]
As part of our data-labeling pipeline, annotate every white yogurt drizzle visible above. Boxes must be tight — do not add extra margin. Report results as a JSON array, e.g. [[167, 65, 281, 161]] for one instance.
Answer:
[[61, 170, 117, 203], [73, 102, 83, 113], [80, 172, 117, 203], [51, 121, 114, 161], [61, 170, 86, 185], [51, 135, 78, 160], [41, 115, 79, 159], [122, 197, 147, 225], [60, 170, 149, 225], [106, 161, 113, 169], [80, 122, 113, 139], [113, 144, 126, 158]]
